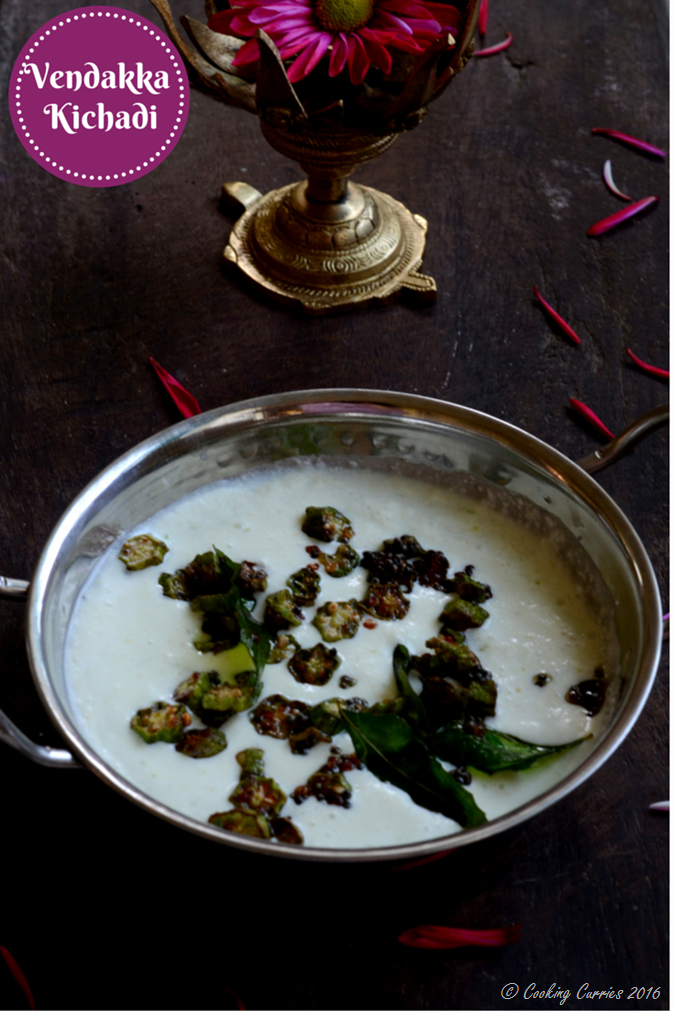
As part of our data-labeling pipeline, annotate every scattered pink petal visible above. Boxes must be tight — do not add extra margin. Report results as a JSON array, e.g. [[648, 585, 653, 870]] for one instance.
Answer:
[[223, 988, 246, 1010], [602, 160, 632, 202], [649, 801, 669, 812], [663, 613, 670, 622], [474, 32, 512, 56], [587, 196, 659, 237], [0, 948, 35, 1011], [568, 398, 615, 440], [592, 128, 667, 159], [477, 0, 488, 37], [391, 849, 455, 872], [148, 356, 202, 419], [399, 924, 522, 949], [626, 348, 669, 379], [533, 286, 582, 345]]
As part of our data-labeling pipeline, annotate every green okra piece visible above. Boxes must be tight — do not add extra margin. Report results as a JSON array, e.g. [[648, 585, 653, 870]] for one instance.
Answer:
[[130, 701, 190, 744], [119, 534, 169, 571], [302, 506, 355, 544]]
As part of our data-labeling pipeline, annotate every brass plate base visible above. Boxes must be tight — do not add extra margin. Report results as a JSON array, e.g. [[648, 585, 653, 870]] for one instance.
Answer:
[[223, 181, 437, 315]]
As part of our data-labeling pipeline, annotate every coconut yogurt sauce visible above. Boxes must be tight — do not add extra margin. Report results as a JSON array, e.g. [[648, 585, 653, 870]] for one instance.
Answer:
[[65, 464, 618, 849]]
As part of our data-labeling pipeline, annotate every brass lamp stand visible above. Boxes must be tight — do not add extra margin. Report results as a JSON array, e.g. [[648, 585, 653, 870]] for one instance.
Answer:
[[150, 0, 479, 313]]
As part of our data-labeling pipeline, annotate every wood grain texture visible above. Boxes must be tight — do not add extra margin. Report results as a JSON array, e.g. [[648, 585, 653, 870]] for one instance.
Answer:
[[0, 0, 668, 1008]]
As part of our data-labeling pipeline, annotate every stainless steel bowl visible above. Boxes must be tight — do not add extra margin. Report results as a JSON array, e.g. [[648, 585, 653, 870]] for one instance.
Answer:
[[0, 390, 666, 861]]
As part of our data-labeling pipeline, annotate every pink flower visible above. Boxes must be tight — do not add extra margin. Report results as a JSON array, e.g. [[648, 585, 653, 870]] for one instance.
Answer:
[[208, 0, 462, 85]]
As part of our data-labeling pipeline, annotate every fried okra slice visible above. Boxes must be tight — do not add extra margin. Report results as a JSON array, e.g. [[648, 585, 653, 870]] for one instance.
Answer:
[[200, 671, 257, 721], [313, 600, 362, 643], [236, 747, 265, 779], [311, 545, 360, 578], [238, 560, 268, 598], [423, 637, 483, 676], [159, 570, 189, 600], [309, 697, 369, 737], [174, 670, 220, 711], [175, 726, 227, 758], [119, 534, 169, 571], [288, 643, 341, 686], [268, 633, 301, 665], [302, 506, 354, 544], [286, 566, 321, 607], [230, 748, 287, 816], [264, 589, 304, 631], [230, 776, 287, 817], [360, 583, 410, 621], [208, 809, 272, 838], [270, 818, 304, 844], [451, 566, 492, 603], [288, 726, 332, 755], [131, 701, 191, 744], [440, 598, 490, 631], [250, 694, 311, 739], [291, 770, 353, 808]]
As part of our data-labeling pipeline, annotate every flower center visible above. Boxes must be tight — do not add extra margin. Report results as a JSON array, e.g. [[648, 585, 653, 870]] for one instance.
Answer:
[[314, 0, 374, 32]]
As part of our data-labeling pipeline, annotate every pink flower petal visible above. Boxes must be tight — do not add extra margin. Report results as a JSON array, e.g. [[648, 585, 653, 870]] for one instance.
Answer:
[[347, 33, 370, 85], [649, 801, 669, 812], [626, 348, 669, 379], [602, 159, 632, 202], [587, 196, 659, 237], [286, 31, 331, 80], [478, 0, 488, 36], [533, 286, 582, 346], [329, 32, 349, 75], [474, 32, 512, 56], [568, 398, 615, 440], [0, 948, 35, 1011], [148, 357, 202, 419], [592, 128, 667, 159], [232, 37, 262, 65], [360, 28, 394, 73], [399, 924, 522, 949]]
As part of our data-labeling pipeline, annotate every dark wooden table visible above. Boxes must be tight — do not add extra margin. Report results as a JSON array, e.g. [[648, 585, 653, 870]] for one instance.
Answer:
[[0, 1, 668, 1008]]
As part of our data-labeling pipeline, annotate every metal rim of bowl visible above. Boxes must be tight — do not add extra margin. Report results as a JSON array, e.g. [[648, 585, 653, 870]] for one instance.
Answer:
[[26, 389, 663, 862]]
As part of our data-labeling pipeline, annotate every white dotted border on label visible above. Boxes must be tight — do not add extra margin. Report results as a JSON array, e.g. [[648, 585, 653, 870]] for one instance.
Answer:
[[12, 9, 187, 182]]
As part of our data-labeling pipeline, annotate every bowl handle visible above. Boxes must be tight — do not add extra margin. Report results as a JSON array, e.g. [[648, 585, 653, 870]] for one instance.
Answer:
[[0, 577, 81, 768], [576, 403, 668, 474], [577, 403, 669, 642]]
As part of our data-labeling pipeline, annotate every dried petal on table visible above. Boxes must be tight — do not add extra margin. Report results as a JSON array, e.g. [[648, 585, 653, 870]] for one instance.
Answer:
[[568, 398, 615, 440], [533, 286, 581, 345], [603, 160, 632, 202], [478, 0, 488, 36], [474, 32, 512, 56], [587, 196, 659, 237], [0, 947, 35, 1011], [148, 356, 202, 419], [399, 924, 522, 949], [592, 128, 667, 159], [626, 348, 669, 379]]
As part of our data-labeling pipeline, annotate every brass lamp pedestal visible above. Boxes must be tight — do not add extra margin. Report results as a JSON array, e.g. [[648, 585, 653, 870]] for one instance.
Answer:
[[222, 126, 436, 314]]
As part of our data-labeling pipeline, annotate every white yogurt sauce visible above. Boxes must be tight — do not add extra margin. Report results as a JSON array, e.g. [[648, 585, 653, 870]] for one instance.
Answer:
[[65, 464, 617, 849]]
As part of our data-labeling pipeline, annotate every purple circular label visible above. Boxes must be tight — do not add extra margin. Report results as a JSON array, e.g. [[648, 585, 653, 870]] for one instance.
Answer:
[[9, 6, 189, 187]]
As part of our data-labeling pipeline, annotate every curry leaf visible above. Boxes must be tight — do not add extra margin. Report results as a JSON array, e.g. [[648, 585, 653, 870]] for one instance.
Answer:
[[392, 644, 429, 735], [342, 711, 486, 828], [427, 721, 590, 774]]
